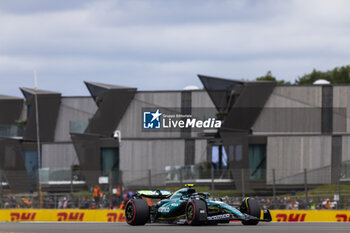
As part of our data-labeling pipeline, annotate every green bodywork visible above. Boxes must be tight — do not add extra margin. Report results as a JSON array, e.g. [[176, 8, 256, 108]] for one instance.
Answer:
[[150, 188, 244, 221]]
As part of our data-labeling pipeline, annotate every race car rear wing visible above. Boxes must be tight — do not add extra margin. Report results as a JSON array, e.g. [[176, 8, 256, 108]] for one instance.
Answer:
[[134, 190, 172, 199]]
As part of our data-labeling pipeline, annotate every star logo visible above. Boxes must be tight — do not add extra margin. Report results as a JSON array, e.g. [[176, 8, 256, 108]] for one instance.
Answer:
[[143, 109, 162, 129], [151, 109, 162, 122]]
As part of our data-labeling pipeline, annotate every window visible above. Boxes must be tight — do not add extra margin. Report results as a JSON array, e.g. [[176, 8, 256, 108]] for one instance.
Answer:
[[249, 144, 266, 180], [100, 148, 119, 182], [211, 145, 227, 169], [22, 150, 38, 182]]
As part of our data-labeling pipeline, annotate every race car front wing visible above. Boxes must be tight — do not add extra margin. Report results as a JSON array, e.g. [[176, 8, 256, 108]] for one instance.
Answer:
[[206, 209, 272, 223]]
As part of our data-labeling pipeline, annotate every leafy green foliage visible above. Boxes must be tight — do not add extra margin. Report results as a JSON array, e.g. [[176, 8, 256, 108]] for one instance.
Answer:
[[256, 65, 350, 85], [295, 65, 350, 84], [256, 71, 291, 84]]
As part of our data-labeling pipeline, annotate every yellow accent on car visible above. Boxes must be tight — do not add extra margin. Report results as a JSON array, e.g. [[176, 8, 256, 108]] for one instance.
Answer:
[[166, 193, 173, 198], [158, 214, 186, 220], [245, 197, 249, 208]]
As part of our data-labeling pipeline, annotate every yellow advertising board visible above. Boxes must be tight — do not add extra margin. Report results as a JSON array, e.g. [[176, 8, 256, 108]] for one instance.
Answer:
[[269, 210, 350, 222], [0, 209, 350, 222], [0, 209, 125, 222]]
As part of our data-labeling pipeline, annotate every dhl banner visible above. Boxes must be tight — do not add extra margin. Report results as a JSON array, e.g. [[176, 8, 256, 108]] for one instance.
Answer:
[[268, 210, 350, 222], [0, 209, 125, 222], [0, 209, 350, 222]]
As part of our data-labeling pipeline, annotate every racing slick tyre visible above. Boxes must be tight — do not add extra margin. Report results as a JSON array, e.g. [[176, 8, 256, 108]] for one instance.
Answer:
[[186, 199, 208, 225], [240, 197, 261, 225], [125, 199, 150, 225]]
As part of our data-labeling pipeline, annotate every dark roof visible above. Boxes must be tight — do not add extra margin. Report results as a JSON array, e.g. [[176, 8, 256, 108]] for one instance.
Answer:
[[19, 88, 61, 95], [84, 81, 136, 90], [0, 94, 22, 100], [198, 74, 246, 85]]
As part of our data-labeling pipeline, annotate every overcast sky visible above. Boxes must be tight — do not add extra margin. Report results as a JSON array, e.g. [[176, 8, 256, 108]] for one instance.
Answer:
[[1, 0, 350, 97]]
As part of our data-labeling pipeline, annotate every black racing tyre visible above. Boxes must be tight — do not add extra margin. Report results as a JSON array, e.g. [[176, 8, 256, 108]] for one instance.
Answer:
[[186, 199, 207, 226], [125, 199, 150, 225], [240, 197, 261, 225]]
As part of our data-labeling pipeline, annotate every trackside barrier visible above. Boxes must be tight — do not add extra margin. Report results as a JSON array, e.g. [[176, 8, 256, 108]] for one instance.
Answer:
[[268, 210, 350, 222], [1, 209, 350, 222], [0, 209, 125, 222]]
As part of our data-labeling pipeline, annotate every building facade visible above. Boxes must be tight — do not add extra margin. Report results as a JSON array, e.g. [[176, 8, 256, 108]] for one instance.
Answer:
[[0, 75, 349, 193]]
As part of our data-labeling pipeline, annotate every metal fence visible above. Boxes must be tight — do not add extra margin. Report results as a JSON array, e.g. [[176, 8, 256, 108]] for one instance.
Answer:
[[1, 192, 349, 210], [0, 167, 349, 209]]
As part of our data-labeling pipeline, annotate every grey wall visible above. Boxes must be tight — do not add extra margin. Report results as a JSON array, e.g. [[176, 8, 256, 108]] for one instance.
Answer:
[[333, 86, 350, 133], [342, 135, 350, 162], [42, 143, 79, 168], [195, 139, 207, 164], [253, 86, 323, 134], [191, 91, 216, 108], [266, 136, 331, 184], [120, 139, 185, 171], [120, 139, 185, 186], [264, 86, 322, 108], [54, 97, 97, 141]]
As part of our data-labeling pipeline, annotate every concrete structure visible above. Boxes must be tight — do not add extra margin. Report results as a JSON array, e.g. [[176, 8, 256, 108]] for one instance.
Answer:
[[0, 75, 349, 193]]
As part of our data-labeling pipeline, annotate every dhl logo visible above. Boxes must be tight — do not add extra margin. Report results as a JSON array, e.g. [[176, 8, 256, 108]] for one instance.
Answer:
[[106, 212, 125, 222], [336, 214, 350, 222], [57, 212, 85, 221], [10, 212, 36, 221], [276, 213, 306, 222]]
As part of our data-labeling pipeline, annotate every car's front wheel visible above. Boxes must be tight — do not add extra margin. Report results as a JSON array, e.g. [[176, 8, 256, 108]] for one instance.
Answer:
[[125, 199, 149, 225], [240, 197, 261, 225], [186, 199, 207, 225]]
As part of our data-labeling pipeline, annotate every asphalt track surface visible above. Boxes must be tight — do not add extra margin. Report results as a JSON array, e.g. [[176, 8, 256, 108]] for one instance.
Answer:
[[0, 222, 350, 233]]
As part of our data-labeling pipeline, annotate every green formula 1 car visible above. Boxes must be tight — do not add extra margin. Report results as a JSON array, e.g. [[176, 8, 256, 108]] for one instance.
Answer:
[[125, 185, 272, 226]]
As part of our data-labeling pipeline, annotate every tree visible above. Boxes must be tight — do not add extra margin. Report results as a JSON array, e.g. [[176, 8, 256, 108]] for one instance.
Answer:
[[295, 65, 350, 84], [256, 71, 290, 84]]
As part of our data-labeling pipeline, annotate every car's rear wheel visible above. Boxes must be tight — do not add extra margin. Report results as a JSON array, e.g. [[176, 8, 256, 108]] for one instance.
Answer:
[[240, 197, 260, 225], [125, 199, 149, 225], [186, 199, 207, 225]]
